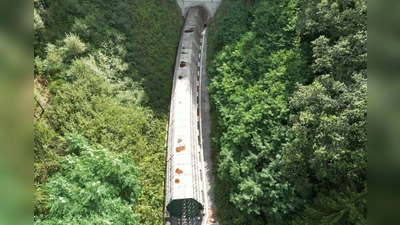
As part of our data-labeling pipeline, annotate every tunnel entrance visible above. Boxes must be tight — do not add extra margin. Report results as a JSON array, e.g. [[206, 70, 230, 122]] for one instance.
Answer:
[[184, 4, 211, 24], [176, 0, 222, 23]]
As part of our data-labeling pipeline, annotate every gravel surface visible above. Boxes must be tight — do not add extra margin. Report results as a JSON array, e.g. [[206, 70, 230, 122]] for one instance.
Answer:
[[200, 30, 217, 211]]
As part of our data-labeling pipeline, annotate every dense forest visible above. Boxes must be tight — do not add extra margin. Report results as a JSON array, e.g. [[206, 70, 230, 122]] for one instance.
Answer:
[[34, 0, 182, 224], [34, 0, 367, 224], [207, 0, 367, 224]]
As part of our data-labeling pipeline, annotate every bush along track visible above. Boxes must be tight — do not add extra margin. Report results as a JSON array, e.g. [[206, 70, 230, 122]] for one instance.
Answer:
[[34, 0, 182, 224], [207, 0, 367, 224]]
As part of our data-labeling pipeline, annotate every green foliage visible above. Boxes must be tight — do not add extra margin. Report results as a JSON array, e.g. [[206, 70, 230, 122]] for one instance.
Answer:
[[126, 0, 182, 113], [293, 184, 367, 225], [35, 134, 140, 225], [208, 0, 309, 223], [251, 0, 299, 55], [42, 49, 166, 223], [34, 8, 44, 39], [34, 121, 61, 179], [38, 32, 128, 83], [35, 0, 182, 112], [207, 0, 255, 69], [34, 1, 46, 56], [34, 0, 182, 220], [213, 0, 253, 53], [296, 0, 367, 40], [62, 33, 86, 56], [282, 0, 367, 200], [283, 74, 367, 190], [207, 0, 367, 224], [210, 45, 307, 223], [49, 54, 152, 153], [296, 0, 367, 83], [34, 121, 62, 216], [213, 174, 265, 225]]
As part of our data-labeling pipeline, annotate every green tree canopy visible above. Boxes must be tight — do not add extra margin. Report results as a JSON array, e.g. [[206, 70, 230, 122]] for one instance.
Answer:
[[293, 184, 367, 225], [283, 74, 367, 191], [207, 0, 367, 224], [35, 134, 140, 225], [35, 32, 167, 223], [208, 0, 310, 223]]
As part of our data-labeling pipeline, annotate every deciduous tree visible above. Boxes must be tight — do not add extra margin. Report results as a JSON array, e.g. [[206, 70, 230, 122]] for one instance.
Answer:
[[35, 134, 140, 225]]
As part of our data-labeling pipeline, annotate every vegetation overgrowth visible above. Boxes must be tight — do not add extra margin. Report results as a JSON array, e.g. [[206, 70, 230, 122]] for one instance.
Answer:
[[34, 0, 367, 223], [207, 0, 367, 224], [35, 134, 141, 225], [34, 0, 182, 224]]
